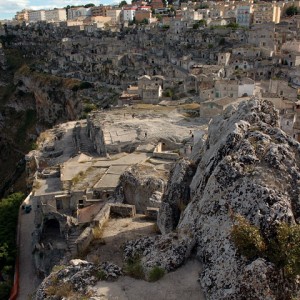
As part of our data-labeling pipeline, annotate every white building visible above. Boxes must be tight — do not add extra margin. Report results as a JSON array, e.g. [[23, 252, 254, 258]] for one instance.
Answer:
[[123, 7, 137, 22], [236, 5, 252, 28], [28, 10, 46, 22], [45, 9, 67, 22], [67, 7, 92, 20]]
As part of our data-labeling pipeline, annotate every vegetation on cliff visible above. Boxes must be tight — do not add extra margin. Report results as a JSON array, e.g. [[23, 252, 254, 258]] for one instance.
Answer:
[[232, 215, 300, 279], [0, 193, 24, 299]]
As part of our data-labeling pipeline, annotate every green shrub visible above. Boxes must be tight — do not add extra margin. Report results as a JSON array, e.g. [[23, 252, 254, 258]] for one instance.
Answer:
[[267, 223, 300, 278], [83, 103, 97, 114], [231, 215, 300, 279], [231, 215, 266, 259], [124, 257, 144, 279], [148, 266, 165, 282]]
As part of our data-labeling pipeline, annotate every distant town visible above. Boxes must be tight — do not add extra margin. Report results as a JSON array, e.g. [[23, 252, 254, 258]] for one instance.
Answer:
[[0, 0, 291, 28]]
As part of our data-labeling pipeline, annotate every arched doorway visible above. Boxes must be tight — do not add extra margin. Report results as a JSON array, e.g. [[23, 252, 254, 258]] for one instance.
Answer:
[[43, 218, 60, 238]]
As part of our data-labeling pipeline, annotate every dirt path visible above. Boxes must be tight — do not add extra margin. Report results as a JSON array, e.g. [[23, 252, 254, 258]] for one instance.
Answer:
[[17, 195, 41, 300], [92, 259, 206, 300]]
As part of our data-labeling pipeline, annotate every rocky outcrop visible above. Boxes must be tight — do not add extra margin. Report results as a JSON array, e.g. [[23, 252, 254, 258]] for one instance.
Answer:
[[118, 165, 165, 213], [35, 259, 122, 300], [126, 99, 300, 299]]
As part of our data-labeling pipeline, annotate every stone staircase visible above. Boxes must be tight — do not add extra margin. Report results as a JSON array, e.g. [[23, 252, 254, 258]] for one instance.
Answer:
[[67, 231, 81, 257]]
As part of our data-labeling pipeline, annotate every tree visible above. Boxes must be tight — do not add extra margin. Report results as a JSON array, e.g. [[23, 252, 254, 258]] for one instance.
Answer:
[[84, 3, 95, 8], [119, 0, 128, 7], [286, 5, 298, 16]]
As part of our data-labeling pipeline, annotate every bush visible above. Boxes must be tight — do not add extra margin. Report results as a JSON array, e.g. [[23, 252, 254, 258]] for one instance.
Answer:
[[83, 103, 97, 114], [231, 215, 300, 279], [267, 223, 300, 278], [231, 215, 266, 259], [148, 266, 165, 282]]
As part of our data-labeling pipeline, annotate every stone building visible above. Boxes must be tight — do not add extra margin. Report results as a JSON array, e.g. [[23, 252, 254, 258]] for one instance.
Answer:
[[45, 9, 67, 23], [67, 7, 92, 20], [252, 2, 281, 24], [91, 5, 109, 17], [106, 8, 122, 24], [236, 5, 252, 28], [138, 75, 163, 103], [28, 10, 46, 22]]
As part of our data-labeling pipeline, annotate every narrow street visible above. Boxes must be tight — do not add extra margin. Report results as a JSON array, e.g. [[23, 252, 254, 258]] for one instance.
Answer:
[[17, 194, 41, 300]]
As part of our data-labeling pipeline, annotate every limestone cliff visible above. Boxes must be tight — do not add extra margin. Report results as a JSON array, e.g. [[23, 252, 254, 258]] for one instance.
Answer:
[[0, 62, 88, 195], [125, 99, 300, 299], [14, 65, 83, 124]]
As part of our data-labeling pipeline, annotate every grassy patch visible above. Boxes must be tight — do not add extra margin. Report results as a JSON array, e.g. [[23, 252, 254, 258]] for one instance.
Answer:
[[95, 269, 107, 280], [46, 282, 74, 298], [51, 264, 67, 273], [148, 266, 165, 282], [124, 257, 144, 279]]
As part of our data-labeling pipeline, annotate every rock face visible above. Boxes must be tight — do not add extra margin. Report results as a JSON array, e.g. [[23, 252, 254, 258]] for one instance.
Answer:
[[158, 159, 196, 234], [126, 99, 300, 299], [14, 66, 83, 124], [118, 165, 166, 213]]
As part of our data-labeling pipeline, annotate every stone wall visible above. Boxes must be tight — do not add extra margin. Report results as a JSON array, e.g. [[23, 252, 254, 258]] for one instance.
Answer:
[[110, 203, 136, 217], [74, 203, 136, 255], [75, 227, 94, 255]]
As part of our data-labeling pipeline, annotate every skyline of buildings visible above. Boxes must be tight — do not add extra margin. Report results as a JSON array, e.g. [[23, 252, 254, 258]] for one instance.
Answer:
[[0, 1, 117, 20]]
